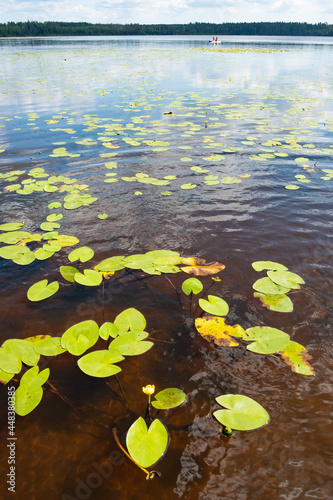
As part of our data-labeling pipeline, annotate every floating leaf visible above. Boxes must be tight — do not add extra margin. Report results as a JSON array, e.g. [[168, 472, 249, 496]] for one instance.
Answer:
[[53, 234, 79, 247], [61, 320, 99, 356], [254, 293, 294, 313], [252, 277, 291, 295], [13, 384, 43, 416], [114, 308, 146, 335], [181, 257, 225, 276], [68, 246, 94, 263], [252, 261, 288, 272], [245, 326, 290, 354], [181, 278, 203, 295], [126, 417, 168, 468], [0, 368, 14, 384], [0, 245, 31, 260], [77, 349, 123, 377], [181, 183, 196, 190], [0, 222, 24, 231], [27, 280, 59, 302], [285, 185, 299, 190], [98, 213, 108, 219], [267, 270, 304, 289], [99, 322, 119, 340], [279, 341, 314, 376], [152, 388, 187, 409], [195, 317, 245, 346], [74, 269, 103, 286], [2, 339, 40, 366], [221, 177, 242, 184], [109, 331, 153, 356], [0, 346, 22, 374], [33, 337, 67, 356], [20, 366, 50, 389], [59, 265, 79, 282], [96, 256, 125, 273], [199, 295, 229, 316], [213, 394, 269, 431]]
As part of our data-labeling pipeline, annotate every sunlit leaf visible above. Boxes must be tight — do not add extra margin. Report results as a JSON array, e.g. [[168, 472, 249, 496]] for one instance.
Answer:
[[33, 337, 67, 356], [254, 292, 294, 313], [181, 257, 225, 276], [126, 417, 168, 468], [0, 346, 22, 374], [109, 331, 153, 356], [0, 368, 14, 384], [279, 340, 314, 376], [27, 280, 59, 302], [13, 384, 43, 416], [68, 246, 94, 263], [152, 388, 187, 409], [196, 315, 245, 346], [199, 295, 229, 316], [2, 339, 40, 366], [53, 234, 79, 247], [61, 320, 99, 356], [114, 308, 146, 335], [181, 278, 203, 295], [213, 394, 269, 431], [253, 277, 291, 294], [96, 256, 125, 273], [77, 349, 123, 377], [74, 269, 103, 286], [99, 322, 119, 340], [252, 261, 288, 272], [181, 183, 196, 190], [245, 326, 290, 354], [0, 222, 24, 231], [267, 270, 304, 289]]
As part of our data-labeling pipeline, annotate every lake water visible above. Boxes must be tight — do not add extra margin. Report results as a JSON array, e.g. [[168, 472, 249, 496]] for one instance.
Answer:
[[0, 35, 333, 500]]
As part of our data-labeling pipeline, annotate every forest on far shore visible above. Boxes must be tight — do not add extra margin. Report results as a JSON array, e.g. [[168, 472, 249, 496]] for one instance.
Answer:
[[1, 21, 333, 37]]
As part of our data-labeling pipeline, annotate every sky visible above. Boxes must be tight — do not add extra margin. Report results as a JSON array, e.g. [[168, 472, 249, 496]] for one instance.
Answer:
[[1, 0, 333, 25]]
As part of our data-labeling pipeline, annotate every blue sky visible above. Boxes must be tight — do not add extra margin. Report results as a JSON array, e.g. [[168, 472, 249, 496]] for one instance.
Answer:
[[1, 0, 333, 25]]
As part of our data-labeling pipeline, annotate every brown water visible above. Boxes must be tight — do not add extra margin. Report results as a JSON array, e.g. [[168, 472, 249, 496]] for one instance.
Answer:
[[0, 36, 333, 500]]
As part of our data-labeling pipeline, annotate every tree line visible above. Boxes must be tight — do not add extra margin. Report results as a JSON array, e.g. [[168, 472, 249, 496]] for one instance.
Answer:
[[0, 21, 332, 37]]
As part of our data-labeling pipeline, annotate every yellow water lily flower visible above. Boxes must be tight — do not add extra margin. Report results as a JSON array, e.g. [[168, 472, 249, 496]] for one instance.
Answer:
[[142, 385, 155, 395]]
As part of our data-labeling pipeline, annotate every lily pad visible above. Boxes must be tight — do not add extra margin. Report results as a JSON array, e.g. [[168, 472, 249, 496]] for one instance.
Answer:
[[181, 277, 203, 295], [0, 222, 24, 231], [254, 293, 294, 313], [126, 417, 168, 468], [152, 388, 187, 409], [195, 316, 246, 346], [99, 322, 119, 340], [109, 331, 153, 356], [77, 349, 123, 377], [245, 326, 290, 354], [33, 337, 67, 356], [13, 384, 43, 416], [61, 320, 99, 356], [252, 277, 291, 295], [68, 246, 94, 263], [74, 269, 103, 286], [199, 295, 229, 316], [267, 270, 304, 289], [279, 340, 314, 376], [252, 261, 288, 272], [59, 265, 79, 282], [213, 394, 269, 431], [27, 280, 59, 302], [114, 308, 146, 335]]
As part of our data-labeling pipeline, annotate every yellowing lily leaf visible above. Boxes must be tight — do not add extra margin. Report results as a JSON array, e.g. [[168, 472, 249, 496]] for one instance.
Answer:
[[181, 257, 225, 276], [279, 341, 314, 376], [195, 317, 246, 346]]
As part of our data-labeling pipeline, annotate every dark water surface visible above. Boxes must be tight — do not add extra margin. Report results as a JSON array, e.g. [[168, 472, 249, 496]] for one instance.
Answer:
[[0, 36, 333, 500]]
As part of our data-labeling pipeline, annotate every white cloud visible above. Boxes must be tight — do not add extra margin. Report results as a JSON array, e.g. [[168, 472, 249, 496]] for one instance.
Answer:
[[1, 0, 333, 24]]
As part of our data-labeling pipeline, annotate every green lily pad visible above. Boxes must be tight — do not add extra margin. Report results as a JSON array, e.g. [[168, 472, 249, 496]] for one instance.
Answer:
[[199, 295, 229, 316], [20, 366, 50, 390], [254, 293, 294, 313], [252, 277, 291, 294], [34, 248, 55, 261], [0, 368, 15, 384], [267, 270, 304, 289], [181, 277, 203, 295], [213, 394, 269, 431], [27, 280, 59, 302], [33, 337, 67, 356], [68, 246, 94, 263], [13, 384, 43, 416], [181, 183, 196, 190], [77, 349, 123, 377], [0, 346, 22, 374], [126, 417, 168, 468], [245, 326, 290, 354], [96, 256, 125, 273], [151, 388, 187, 409], [0, 245, 31, 260], [109, 331, 153, 356], [252, 261, 288, 272], [61, 320, 99, 356], [2, 339, 40, 366], [114, 308, 147, 335], [99, 322, 119, 340], [221, 177, 242, 184], [0, 222, 24, 231], [98, 213, 108, 219], [74, 269, 103, 286]]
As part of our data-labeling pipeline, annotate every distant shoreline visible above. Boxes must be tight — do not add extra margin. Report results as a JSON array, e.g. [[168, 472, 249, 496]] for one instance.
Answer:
[[0, 21, 332, 38]]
